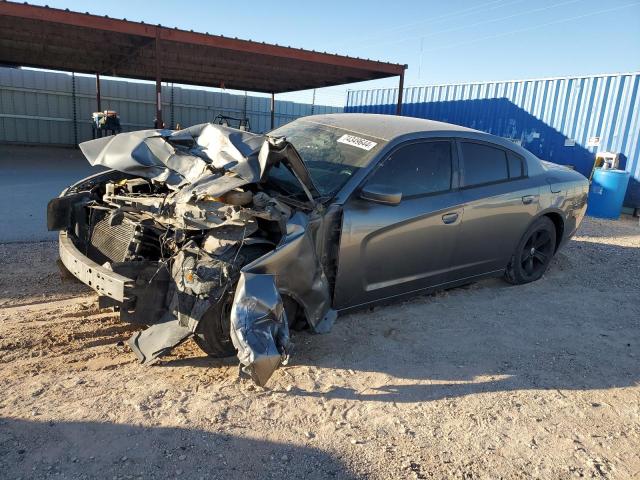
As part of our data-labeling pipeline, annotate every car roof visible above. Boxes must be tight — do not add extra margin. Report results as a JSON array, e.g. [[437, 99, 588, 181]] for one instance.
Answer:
[[296, 113, 545, 178], [298, 113, 480, 141]]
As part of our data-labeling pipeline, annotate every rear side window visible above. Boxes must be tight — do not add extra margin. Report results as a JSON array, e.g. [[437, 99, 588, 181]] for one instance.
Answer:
[[368, 141, 452, 197], [461, 142, 509, 187], [507, 152, 525, 178]]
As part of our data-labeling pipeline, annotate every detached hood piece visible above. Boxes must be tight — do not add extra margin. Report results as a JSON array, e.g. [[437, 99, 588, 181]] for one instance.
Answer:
[[230, 273, 291, 387]]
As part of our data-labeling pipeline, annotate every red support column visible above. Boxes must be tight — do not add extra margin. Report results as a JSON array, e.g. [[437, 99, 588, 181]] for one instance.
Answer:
[[155, 30, 163, 128], [396, 69, 405, 116], [270, 92, 275, 130], [95, 73, 102, 112]]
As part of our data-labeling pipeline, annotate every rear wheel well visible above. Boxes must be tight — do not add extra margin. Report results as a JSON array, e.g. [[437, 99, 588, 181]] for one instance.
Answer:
[[543, 212, 564, 252]]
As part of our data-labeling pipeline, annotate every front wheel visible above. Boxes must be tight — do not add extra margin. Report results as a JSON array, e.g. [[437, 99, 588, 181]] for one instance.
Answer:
[[193, 290, 237, 358], [505, 216, 556, 285], [193, 246, 271, 358]]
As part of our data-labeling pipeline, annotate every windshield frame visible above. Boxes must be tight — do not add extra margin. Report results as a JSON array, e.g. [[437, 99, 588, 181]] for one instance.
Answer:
[[268, 119, 387, 201]]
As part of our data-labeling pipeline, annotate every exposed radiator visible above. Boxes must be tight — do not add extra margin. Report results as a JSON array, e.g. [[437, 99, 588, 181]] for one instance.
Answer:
[[89, 215, 158, 263]]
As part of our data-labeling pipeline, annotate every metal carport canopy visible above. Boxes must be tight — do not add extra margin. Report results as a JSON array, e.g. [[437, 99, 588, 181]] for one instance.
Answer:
[[0, 1, 407, 124]]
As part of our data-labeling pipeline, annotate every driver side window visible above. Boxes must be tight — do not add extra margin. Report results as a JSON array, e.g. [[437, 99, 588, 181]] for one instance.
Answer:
[[367, 141, 452, 197]]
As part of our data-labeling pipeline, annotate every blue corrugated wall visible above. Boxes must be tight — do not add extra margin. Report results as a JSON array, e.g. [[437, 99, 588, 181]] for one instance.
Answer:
[[345, 73, 640, 208]]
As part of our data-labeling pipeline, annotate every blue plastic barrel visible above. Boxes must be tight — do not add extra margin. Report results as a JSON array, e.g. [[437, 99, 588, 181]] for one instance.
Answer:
[[586, 168, 631, 219]]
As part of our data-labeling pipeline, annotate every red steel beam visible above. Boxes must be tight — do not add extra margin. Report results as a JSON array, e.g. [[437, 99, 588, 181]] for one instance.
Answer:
[[396, 68, 406, 115], [1, 34, 373, 87], [154, 28, 163, 128], [0, 45, 373, 93], [0, 2, 405, 77]]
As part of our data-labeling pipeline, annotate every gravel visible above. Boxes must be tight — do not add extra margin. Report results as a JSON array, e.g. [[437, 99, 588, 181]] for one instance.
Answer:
[[0, 216, 639, 479]]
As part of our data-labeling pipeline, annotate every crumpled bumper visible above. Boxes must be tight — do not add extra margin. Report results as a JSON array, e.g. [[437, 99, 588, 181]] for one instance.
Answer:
[[58, 230, 133, 303]]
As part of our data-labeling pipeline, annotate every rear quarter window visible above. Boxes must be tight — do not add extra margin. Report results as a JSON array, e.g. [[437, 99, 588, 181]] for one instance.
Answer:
[[507, 152, 526, 178], [461, 142, 509, 187]]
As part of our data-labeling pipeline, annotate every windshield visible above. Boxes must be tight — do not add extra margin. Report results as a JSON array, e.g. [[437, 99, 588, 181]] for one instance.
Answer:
[[268, 119, 385, 197]]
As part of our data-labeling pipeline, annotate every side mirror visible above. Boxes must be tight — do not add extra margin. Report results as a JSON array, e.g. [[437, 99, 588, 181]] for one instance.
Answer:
[[360, 184, 402, 205]]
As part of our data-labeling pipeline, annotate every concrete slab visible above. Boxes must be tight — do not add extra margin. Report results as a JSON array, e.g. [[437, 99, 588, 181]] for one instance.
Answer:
[[0, 144, 103, 242]]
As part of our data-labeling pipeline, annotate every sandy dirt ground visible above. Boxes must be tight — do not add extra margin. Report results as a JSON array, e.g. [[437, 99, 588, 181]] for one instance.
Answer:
[[1, 216, 639, 479]]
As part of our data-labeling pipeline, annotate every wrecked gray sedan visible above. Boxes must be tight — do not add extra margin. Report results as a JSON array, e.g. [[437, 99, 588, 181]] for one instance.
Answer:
[[48, 113, 589, 385]]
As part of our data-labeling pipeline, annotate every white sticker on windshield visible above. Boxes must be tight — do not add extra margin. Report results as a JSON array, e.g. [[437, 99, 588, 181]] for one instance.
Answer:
[[337, 134, 377, 151]]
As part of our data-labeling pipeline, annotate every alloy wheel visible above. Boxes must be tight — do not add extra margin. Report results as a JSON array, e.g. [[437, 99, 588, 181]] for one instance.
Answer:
[[520, 229, 553, 278]]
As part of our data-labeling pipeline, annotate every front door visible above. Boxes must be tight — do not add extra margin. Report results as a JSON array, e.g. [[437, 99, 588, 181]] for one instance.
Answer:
[[334, 139, 465, 309]]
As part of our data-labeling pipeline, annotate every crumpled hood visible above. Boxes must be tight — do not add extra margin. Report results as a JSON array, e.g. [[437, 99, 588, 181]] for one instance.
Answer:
[[78, 123, 318, 200], [79, 124, 266, 186]]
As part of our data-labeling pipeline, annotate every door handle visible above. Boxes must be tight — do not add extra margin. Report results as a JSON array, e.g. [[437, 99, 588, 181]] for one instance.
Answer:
[[522, 195, 537, 205], [442, 212, 459, 224]]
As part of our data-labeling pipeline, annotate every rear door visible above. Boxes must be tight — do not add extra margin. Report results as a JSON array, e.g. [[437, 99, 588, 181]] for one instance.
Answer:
[[334, 139, 465, 309], [453, 140, 540, 277]]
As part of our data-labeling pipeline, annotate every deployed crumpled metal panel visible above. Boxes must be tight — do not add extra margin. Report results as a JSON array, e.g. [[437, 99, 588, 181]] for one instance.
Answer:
[[230, 273, 290, 387], [76, 123, 335, 386], [79, 124, 266, 187], [230, 212, 337, 386], [239, 212, 336, 333]]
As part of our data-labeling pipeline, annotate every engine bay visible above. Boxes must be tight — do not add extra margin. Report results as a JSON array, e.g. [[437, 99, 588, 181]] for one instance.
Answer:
[[73, 175, 295, 266], [48, 123, 337, 386]]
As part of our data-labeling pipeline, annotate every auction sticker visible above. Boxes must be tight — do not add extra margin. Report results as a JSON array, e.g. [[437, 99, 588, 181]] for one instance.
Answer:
[[337, 134, 377, 151]]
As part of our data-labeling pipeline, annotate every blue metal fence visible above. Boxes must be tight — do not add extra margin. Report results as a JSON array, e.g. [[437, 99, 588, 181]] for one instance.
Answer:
[[346, 73, 640, 208]]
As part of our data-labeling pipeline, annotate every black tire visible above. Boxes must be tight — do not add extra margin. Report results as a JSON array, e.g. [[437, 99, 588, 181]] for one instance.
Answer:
[[193, 245, 271, 358], [193, 291, 236, 358], [505, 216, 557, 285]]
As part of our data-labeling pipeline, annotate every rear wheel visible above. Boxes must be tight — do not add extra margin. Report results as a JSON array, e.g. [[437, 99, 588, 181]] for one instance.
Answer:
[[505, 216, 556, 285]]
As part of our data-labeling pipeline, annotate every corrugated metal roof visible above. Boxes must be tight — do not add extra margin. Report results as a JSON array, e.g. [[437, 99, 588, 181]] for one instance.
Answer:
[[0, 1, 405, 93], [346, 72, 640, 207]]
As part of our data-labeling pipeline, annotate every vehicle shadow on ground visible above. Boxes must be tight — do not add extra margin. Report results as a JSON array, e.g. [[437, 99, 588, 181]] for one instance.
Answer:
[[160, 355, 238, 369], [278, 240, 639, 403], [0, 417, 360, 479], [159, 240, 639, 404]]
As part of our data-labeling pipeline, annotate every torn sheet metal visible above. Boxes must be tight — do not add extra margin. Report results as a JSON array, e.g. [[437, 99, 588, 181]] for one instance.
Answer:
[[229, 212, 336, 386], [127, 243, 233, 365], [128, 314, 192, 364], [79, 124, 265, 187], [80, 130, 206, 187], [79, 123, 319, 199], [261, 137, 320, 202], [230, 273, 290, 387], [241, 212, 337, 333]]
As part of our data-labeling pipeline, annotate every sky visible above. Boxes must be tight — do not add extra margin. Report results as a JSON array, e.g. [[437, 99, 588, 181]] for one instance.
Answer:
[[24, 0, 640, 106]]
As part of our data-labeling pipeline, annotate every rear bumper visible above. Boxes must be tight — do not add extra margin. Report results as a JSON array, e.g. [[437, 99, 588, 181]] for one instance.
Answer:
[[58, 231, 133, 302]]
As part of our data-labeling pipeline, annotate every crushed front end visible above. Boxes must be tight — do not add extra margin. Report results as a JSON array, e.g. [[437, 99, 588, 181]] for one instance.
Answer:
[[48, 124, 336, 386]]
